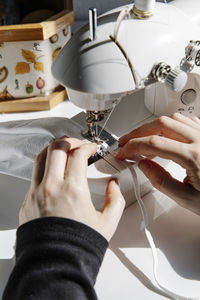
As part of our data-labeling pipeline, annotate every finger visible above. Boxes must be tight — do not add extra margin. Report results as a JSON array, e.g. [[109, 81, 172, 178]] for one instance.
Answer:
[[43, 138, 85, 182], [115, 135, 191, 169], [65, 143, 98, 182], [191, 116, 200, 125], [171, 113, 200, 131], [64, 137, 86, 151], [138, 159, 199, 214], [185, 168, 200, 191], [183, 175, 190, 184], [43, 139, 70, 182], [32, 146, 48, 187], [101, 179, 125, 240], [119, 116, 194, 146]]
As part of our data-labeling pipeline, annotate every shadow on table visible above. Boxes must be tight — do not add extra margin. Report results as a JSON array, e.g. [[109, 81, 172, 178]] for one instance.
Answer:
[[0, 258, 15, 298], [110, 190, 200, 286], [0, 173, 29, 297]]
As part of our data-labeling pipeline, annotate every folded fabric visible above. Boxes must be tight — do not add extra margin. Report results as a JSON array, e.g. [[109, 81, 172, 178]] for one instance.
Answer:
[[0, 117, 83, 180]]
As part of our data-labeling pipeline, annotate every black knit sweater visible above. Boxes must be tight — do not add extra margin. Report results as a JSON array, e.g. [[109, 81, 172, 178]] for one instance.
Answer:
[[2, 217, 108, 300]]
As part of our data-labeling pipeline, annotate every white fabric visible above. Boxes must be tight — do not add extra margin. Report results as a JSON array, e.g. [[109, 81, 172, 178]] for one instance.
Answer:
[[0, 117, 83, 180]]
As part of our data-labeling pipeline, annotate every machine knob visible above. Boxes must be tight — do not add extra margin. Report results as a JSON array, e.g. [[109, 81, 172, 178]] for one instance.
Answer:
[[181, 89, 197, 105], [165, 67, 188, 92]]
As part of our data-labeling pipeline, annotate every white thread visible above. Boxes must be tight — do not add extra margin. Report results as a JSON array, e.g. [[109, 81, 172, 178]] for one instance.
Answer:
[[97, 102, 117, 139]]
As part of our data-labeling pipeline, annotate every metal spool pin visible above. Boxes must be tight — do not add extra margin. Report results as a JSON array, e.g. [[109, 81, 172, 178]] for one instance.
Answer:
[[89, 8, 97, 41]]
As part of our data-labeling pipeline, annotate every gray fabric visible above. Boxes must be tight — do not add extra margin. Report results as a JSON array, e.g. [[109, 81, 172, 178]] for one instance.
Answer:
[[0, 118, 83, 181]]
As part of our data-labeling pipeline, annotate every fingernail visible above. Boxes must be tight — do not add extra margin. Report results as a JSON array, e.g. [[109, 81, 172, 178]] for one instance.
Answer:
[[114, 148, 123, 159], [119, 138, 127, 147], [51, 140, 70, 151], [110, 177, 120, 188], [118, 138, 123, 145], [112, 177, 119, 184], [59, 135, 69, 139]]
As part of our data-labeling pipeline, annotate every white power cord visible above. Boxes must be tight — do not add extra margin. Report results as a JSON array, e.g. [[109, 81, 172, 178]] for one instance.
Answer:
[[110, 7, 141, 89], [113, 7, 130, 41]]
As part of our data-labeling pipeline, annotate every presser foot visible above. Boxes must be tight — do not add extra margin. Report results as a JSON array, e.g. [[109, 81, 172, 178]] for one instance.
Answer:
[[81, 126, 118, 165]]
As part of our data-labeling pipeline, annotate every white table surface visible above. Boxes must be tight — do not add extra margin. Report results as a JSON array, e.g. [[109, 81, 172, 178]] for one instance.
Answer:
[[0, 100, 200, 299]]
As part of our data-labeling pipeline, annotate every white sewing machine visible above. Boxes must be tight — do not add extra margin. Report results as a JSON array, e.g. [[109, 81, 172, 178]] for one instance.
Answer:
[[1, 1, 200, 299], [52, 0, 200, 208]]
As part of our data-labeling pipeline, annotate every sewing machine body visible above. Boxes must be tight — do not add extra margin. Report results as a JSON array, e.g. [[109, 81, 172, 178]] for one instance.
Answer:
[[72, 92, 162, 209], [53, 1, 200, 110], [52, 0, 200, 208]]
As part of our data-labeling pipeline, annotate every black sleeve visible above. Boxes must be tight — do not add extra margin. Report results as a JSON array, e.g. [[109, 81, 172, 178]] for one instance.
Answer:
[[2, 217, 108, 300]]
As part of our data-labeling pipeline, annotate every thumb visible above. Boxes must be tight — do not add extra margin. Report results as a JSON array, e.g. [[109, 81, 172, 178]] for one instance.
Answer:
[[101, 179, 125, 241], [138, 159, 196, 209]]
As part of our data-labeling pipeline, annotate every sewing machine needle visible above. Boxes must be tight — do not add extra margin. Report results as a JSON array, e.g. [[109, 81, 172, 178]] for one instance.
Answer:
[[97, 103, 117, 139]]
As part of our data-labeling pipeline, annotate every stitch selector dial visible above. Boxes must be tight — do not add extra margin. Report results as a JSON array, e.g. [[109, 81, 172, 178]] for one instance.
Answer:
[[181, 89, 197, 106]]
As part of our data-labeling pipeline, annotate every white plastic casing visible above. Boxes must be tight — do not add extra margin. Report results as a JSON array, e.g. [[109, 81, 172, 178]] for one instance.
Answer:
[[145, 72, 200, 117], [52, 2, 200, 112]]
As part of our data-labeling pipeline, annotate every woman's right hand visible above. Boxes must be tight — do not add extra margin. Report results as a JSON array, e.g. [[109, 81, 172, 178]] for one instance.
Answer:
[[115, 113, 200, 216]]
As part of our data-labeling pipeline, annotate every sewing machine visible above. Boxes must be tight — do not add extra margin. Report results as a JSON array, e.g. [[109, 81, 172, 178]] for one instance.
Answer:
[[1, 1, 200, 299], [52, 0, 200, 208]]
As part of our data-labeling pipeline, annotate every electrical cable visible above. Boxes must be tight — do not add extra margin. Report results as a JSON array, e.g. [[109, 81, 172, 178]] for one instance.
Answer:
[[110, 7, 141, 89], [113, 7, 130, 41]]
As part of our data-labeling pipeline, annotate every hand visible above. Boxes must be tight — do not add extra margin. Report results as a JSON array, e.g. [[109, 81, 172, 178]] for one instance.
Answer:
[[115, 113, 200, 216], [19, 137, 125, 241]]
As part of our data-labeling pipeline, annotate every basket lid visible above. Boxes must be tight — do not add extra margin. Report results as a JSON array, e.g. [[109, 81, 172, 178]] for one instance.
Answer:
[[0, 9, 74, 42]]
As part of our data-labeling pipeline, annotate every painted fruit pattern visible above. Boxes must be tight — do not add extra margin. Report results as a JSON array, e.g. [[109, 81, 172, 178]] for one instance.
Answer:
[[0, 25, 70, 99]]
